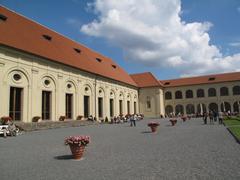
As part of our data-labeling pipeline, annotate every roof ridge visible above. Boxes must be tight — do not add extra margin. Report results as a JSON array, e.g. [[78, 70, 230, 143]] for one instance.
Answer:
[[148, 72, 162, 86], [0, 5, 115, 63], [160, 71, 240, 81], [0, 5, 137, 87]]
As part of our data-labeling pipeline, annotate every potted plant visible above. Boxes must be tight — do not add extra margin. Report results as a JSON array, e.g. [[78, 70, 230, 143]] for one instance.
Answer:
[[169, 119, 177, 126], [32, 116, 41, 122], [147, 121, 160, 133], [65, 135, 90, 160], [1, 116, 12, 125], [181, 116, 187, 122]]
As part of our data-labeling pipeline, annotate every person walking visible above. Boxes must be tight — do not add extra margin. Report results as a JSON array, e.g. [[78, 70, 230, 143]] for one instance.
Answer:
[[203, 112, 208, 124], [130, 115, 134, 126], [218, 111, 223, 124], [209, 111, 214, 125], [213, 110, 218, 122], [132, 114, 137, 127]]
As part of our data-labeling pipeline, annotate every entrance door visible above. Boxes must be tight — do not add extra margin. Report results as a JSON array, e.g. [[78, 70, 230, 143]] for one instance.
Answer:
[[134, 102, 136, 114], [127, 101, 130, 114], [84, 96, 90, 118], [9, 87, 23, 121], [66, 94, 73, 119], [98, 97, 103, 118], [119, 100, 123, 115], [42, 91, 51, 120], [110, 99, 114, 117]]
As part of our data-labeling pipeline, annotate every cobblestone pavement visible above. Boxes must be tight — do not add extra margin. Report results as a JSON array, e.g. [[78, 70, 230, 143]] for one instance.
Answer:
[[0, 118, 240, 180]]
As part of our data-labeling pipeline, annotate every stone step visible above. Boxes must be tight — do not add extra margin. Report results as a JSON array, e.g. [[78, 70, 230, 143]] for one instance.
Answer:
[[14, 120, 99, 131]]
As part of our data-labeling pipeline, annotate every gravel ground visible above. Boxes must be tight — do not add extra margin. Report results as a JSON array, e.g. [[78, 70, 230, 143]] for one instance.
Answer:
[[0, 118, 240, 180]]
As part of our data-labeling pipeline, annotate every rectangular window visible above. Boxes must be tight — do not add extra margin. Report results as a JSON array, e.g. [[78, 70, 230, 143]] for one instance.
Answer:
[[147, 97, 151, 109], [127, 101, 130, 114], [42, 91, 51, 120], [119, 100, 123, 115], [98, 97, 103, 118], [110, 99, 114, 117], [84, 96, 90, 118], [134, 102, 137, 114], [9, 87, 23, 121], [66, 94, 73, 119]]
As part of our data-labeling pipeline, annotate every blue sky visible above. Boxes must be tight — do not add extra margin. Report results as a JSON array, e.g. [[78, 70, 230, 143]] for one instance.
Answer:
[[1, 0, 240, 80]]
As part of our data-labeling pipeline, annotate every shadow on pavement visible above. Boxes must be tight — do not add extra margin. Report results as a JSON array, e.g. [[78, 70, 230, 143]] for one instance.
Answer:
[[54, 155, 73, 160], [141, 131, 152, 134]]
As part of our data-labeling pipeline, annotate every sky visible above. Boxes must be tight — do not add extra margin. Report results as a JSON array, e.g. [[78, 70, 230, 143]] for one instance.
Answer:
[[1, 0, 240, 80]]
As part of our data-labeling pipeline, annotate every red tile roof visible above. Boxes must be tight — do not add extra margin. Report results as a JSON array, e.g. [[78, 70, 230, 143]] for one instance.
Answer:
[[0, 6, 137, 87], [130, 72, 162, 88], [161, 72, 240, 87]]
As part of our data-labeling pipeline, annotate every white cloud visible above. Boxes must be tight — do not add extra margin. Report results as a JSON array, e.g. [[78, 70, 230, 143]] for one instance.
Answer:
[[81, 0, 240, 76], [229, 42, 240, 47]]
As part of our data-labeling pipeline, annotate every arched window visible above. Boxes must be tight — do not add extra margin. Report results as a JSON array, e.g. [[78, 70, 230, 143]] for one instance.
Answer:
[[186, 104, 195, 114], [220, 87, 229, 96], [175, 91, 183, 99], [186, 90, 193, 98], [197, 89, 205, 98], [208, 88, 216, 97], [165, 105, 173, 115], [209, 103, 218, 112], [146, 96, 151, 109], [221, 102, 231, 112], [233, 86, 240, 95], [175, 104, 184, 115], [165, 91, 172, 100]]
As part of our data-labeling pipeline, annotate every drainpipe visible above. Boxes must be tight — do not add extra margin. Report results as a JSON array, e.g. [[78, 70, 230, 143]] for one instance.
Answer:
[[94, 75, 97, 120], [138, 88, 140, 114]]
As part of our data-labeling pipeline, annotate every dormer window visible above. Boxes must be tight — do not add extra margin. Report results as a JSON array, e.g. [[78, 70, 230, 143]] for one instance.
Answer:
[[164, 82, 170, 85], [208, 77, 215, 81], [42, 34, 52, 41], [96, 58, 102, 62], [74, 48, 81, 53], [0, 14, 7, 21], [112, 65, 117, 69]]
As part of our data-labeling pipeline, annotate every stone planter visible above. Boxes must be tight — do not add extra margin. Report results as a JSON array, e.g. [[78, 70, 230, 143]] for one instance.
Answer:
[[69, 144, 85, 160], [170, 119, 177, 126], [181, 117, 187, 122], [148, 125, 159, 133]]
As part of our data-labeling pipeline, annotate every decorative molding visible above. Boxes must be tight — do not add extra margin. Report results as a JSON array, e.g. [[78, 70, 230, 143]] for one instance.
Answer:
[[58, 74, 63, 79], [31, 67, 39, 74], [0, 61, 5, 67]]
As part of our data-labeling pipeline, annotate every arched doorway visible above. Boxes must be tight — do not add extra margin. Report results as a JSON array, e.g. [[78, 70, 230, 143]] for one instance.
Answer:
[[220, 102, 231, 112], [175, 104, 184, 115], [209, 103, 218, 112], [165, 105, 173, 116]]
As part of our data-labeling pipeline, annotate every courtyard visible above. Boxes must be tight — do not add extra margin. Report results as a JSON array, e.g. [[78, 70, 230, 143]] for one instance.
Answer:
[[0, 118, 240, 180]]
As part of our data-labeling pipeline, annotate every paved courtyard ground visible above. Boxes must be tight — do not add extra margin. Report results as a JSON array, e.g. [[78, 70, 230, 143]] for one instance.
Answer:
[[0, 118, 240, 180]]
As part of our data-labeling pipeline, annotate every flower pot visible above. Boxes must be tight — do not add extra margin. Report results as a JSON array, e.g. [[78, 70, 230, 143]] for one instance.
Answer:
[[69, 144, 85, 160], [170, 119, 177, 126], [182, 117, 187, 122], [149, 125, 158, 133]]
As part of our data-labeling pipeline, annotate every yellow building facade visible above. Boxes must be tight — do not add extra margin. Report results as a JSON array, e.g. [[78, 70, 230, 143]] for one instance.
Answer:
[[1, 6, 240, 122]]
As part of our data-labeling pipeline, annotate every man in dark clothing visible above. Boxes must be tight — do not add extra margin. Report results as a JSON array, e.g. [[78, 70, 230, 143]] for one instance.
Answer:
[[203, 112, 208, 124], [213, 111, 218, 122]]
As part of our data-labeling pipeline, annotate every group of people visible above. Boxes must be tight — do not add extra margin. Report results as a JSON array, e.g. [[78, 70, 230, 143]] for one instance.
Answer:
[[203, 111, 224, 125], [110, 114, 144, 125], [1, 120, 18, 138]]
